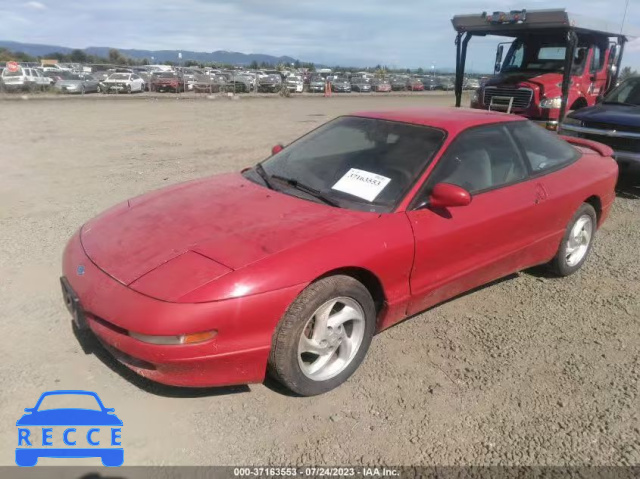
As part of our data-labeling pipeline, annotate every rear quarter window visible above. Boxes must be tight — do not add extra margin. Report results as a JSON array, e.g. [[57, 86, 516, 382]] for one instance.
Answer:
[[510, 122, 579, 174]]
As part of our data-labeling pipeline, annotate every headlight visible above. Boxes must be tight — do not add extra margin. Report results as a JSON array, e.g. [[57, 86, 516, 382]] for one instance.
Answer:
[[471, 90, 479, 104], [129, 330, 217, 345], [540, 97, 562, 109]]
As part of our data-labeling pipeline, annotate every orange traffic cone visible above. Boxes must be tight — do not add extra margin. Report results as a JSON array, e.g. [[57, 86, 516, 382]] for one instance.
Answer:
[[324, 80, 332, 97]]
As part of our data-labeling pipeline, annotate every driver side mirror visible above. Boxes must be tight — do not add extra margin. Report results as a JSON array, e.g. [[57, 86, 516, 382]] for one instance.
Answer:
[[271, 144, 284, 155], [428, 183, 472, 208]]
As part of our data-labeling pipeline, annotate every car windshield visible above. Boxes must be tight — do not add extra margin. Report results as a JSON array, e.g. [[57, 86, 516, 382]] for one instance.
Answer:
[[109, 73, 130, 80], [36, 393, 102, 411], [251, 116, 446, 213], [603, 77, 640, 105], [157, 73, 177, 78]]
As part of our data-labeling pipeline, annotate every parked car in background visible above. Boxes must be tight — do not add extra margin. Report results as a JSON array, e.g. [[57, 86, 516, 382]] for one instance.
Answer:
[[43, 70, 72, 85], [331, 76, 351, 93], [285, 75, 304, 93], [191, 73, 225, 93], [351, 77, 371, 92], [41, 64, 70, 73], [149, 72, 184, 93], [1, 66, 50, 91], [390, 76, 408, 91], [101, 73, 145, 93], [258, 74, 282, 93], [464, 78, 481, 90], [435, 77, 455, 91], [53, 73, 100, 94], [132, 68, 152, 91], [406, 78, 424, 91], [420, 76, 437, 90], [308, 75, 326, 93], [226, 74, 254, 93], [560, 76, 640, 171], [371, 78, 392, 92]]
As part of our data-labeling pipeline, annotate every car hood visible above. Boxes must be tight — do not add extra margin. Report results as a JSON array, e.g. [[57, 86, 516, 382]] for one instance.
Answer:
[[80, 173, 370, 288], [485, 71, 562, 93], [569, 103, 640, 129], [56, 80, 82, 86], [16, 409, 122, 426]]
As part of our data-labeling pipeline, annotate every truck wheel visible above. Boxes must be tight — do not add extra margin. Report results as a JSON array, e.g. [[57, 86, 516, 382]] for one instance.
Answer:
[[549, 203, 597, 277], [268, 275, 376, 396]]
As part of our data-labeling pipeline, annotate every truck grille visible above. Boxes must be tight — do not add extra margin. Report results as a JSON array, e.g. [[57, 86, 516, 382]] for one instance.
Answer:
[[583, 121, 640, 135], [579, 134, 638, 153], [484, 87, 533, 109]]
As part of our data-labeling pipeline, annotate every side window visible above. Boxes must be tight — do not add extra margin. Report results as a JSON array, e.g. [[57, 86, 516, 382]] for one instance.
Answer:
[[427, 125, 528, 194], [590, 46, 603, 74], [510, 122, 578, 173]]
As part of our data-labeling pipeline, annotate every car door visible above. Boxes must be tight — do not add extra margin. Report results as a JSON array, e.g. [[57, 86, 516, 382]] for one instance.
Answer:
[[586, 44, 607, 102], [508, 120, 586, 252], [405, 124, 547, 316]]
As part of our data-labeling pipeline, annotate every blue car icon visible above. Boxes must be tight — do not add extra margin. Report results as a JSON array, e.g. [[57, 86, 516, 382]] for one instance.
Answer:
[[16, 390, 123, 467]]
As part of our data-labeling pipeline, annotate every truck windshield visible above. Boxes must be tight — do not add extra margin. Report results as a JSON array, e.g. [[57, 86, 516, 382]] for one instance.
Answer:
[[502, 38, 588, 75]]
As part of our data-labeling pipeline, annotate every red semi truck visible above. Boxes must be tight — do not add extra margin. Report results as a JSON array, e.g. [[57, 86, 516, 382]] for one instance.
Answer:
[[451, 9, 639, 130]]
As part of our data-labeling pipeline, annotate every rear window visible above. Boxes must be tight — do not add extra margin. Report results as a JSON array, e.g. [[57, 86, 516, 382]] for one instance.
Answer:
[[510, 122, 579, 173], [3, 68, 23, 77]]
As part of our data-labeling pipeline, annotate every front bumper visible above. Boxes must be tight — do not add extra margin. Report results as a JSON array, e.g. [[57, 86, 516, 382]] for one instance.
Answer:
[[560, 124, 640, 165], [62, 231, 305, 387]]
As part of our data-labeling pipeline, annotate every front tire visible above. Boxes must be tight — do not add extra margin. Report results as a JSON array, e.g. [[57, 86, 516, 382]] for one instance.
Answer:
[[549, 203, 597, 276], [268, 276, 376, 396]]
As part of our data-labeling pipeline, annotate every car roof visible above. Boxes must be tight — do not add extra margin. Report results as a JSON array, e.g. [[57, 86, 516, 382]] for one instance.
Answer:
[[352, 107, 526, 136]]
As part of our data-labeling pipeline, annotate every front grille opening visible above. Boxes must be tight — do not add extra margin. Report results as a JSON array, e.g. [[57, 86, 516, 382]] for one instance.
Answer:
[[101, 342, 156, 370], [484, 87, 533, 109], [88, 314, 128, 336]]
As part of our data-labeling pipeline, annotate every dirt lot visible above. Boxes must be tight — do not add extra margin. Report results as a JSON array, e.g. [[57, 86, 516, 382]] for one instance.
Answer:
[[0, 94, 639, 466]]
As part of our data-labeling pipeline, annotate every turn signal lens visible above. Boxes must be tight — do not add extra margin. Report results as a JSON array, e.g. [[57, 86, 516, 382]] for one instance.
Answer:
[[129, 330, 217, 345], [182, 331, 218, 344]]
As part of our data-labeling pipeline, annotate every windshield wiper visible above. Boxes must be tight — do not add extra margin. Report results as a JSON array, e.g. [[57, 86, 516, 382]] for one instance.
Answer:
[[269, 174, 340, 207], [253, 163, 276, 190]]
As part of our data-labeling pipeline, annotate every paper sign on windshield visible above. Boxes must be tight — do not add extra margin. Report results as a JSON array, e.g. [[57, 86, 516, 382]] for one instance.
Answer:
[[332, 168, 391, 202]]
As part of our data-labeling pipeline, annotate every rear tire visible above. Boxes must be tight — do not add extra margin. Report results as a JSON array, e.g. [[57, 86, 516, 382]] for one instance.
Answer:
[[268, 275, 376, 396], [549, 203, 597, 277]]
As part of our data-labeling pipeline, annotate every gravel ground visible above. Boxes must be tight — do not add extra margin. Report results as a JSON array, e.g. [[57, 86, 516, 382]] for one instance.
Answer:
[[0, 94, 638, 467]]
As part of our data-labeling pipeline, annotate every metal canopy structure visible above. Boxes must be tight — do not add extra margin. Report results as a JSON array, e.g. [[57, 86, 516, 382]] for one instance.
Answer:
[[452, 9, 640, 39], [451, 9, 640, 123]]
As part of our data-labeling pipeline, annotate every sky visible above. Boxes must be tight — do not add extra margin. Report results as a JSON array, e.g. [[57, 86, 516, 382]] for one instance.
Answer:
[[1, 0, 639, 70]]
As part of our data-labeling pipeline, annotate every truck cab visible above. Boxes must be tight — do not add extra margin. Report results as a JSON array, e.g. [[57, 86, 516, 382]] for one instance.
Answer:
[[452, 9, 638, 130]]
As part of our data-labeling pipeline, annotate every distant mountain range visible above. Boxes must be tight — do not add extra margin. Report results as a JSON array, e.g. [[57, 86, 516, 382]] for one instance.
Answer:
[[0, 40, 300, 66]]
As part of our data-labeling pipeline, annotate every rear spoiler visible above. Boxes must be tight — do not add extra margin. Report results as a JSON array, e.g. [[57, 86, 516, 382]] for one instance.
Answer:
[[560, 135, 614, 158]]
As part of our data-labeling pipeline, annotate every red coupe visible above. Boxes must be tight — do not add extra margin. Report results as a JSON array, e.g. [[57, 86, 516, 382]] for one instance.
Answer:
[[62, 108, 618, 396]]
